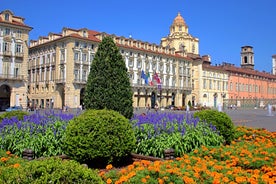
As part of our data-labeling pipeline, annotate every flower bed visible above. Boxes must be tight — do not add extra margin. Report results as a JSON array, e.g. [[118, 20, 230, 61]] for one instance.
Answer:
[[101, 127, 276, 183], [0, 110, 275, 183]]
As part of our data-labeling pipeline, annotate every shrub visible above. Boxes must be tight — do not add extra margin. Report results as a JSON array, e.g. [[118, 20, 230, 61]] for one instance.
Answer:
[[193, 109, 235, 144], [84, 36, 133, 119], [63, 109, 136, 166], [0, 110, 28, 122], [0, 157, 104, 183]]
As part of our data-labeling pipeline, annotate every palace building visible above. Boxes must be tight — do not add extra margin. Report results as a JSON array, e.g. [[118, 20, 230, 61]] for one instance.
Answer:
[[0, 10, 32, 110], [27, 13, 198, 109]]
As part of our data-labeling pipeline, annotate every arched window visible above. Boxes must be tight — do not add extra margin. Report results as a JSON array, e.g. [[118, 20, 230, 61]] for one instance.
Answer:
[[243, 56, 248, 63]]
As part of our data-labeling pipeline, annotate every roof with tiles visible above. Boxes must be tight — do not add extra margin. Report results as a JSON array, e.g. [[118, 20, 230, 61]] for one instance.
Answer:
[[218, 63, 276, 79]]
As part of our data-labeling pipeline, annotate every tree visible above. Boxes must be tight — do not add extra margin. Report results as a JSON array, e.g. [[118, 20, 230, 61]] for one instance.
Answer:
[[84, 36, 133, 119]]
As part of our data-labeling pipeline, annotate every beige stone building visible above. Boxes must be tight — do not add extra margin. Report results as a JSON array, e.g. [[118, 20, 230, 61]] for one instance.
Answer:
[[28, 13, 198, 109], [0, 10, 32, 110], [192, 55, 229, 107]]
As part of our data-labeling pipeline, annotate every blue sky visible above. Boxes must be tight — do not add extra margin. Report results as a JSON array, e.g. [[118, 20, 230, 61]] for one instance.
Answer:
[[2, 0, 276, 72]]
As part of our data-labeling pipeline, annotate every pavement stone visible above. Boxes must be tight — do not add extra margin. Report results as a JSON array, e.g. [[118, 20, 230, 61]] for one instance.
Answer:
[[134, 108, 276, 132]]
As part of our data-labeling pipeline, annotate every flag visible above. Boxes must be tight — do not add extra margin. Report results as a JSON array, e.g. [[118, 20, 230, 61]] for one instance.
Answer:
[[141, 70, 146, 80], [153, 72, 161, 84], [158, 84, 162, 90], [147, 72, 153, 86], [141, 70, 149, 85]]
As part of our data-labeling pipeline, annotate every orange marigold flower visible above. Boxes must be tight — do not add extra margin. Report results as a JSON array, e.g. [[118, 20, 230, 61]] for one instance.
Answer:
[[98, 171, 105, 177], [13, 163, 20, 168], [235, 176, 247, 183], [141, 178, 147, 183], [158, 178, 164, 184], [127, 164, 134, 171], [1, 157, 8, 162], [106, 164, 113, 170], [141, 160, 151, 166], [106, 178, 112, 184], [222, 177, 229, 183], [6, 151, 11, 155]]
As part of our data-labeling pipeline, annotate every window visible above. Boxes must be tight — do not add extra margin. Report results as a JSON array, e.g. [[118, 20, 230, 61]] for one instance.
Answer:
[[172, 65, 176, 74], [5, 13, 9, 21], [52, 54, 56, 63], [42, 56, 45, 64], [152, 62, 156, 70], [5, 28, 10, 36], [83, 31, 87, 37], [60, 50, 65, 60], [74, 52, 79, 61], [74, 70, 79, 80], [166, 64, 170, 73], [146, 63, 149, 70], [209, 80, 212, 89], [179, 67, 183, 74], [15, 44, 22, 53], [82, 70, 87, 81], [14, 68, 19, 77], [47, 54, 50, 63], [82, 53, 87, 62], [3, 42, 9, 52], [160, 63, 163, 72], [128, 59, 133, 67], [137, 60, 141, 68], [203, 79, 206, 89], [17, 30, 22, 38], [90, 53, 94, 62], [179, 25, 182, 31]]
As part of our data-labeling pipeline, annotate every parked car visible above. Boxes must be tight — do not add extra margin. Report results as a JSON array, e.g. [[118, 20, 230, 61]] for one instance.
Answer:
[[5, 106, 23, 112]]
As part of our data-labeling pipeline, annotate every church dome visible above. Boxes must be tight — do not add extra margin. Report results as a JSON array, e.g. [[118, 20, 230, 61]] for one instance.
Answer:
[[172, 12, 186, 26]]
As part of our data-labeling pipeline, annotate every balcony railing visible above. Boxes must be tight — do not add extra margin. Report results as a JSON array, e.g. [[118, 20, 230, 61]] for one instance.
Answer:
[[131, 83, 192, 91], [0, 74, 24, 80], [73, 78, 87, 84], [55, 79, 66, 84]]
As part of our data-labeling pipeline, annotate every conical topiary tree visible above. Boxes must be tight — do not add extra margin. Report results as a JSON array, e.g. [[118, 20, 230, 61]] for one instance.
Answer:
[[84, 36, 133, 119]]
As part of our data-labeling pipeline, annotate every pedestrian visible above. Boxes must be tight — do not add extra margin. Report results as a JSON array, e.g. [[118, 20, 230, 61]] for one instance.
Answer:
[[154, 103, 159, 112]]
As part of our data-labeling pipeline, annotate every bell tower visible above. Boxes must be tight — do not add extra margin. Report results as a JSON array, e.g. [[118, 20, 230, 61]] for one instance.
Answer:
[[241, 46, 254, 70]]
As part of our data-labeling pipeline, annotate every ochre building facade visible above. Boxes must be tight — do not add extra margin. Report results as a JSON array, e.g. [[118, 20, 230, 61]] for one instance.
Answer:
[[0, 10, 32, 110]]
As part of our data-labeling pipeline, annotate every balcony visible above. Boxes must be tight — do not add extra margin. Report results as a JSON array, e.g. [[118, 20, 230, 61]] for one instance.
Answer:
[[55, 79, 66, 84], [2, 51, 12, 56], [15, 52, 24, 58], [73, 78, 87, 84], [0, 74, 24, 80], [131, 83, 192, 92]]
